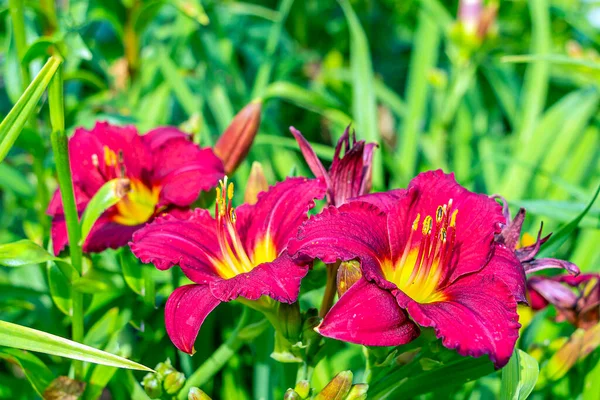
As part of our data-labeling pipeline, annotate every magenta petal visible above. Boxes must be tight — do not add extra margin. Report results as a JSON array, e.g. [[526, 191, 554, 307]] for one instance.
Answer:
[[348, 189, 406, 212], [482, 245, 527, 303], [129, 209, 222, 283], [397, 274, 520, 368], [236, 177, 327, 254], [165, 284, 221, 354], [152, 139, 224, 207], [209, 251, 308, 303], [143, 126, 189, 150], [83, 217, 141, 253], [288, 201, 390, 277], [330, 139, 375, 206], [289, 127, 331, 186], [318, 278, 420, 346]]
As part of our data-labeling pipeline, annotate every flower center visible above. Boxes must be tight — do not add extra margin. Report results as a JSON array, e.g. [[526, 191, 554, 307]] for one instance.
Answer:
[[383, 200, 457, 303], [113, 179, 160, 226], [213, 178, 277, 279], [93, 146, 160, 226]]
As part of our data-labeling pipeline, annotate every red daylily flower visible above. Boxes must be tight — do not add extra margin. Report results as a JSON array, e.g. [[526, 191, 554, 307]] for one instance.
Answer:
[[130, 177, 326, 353], [288, 170, 526, 368], [528, 273, 599, 329], [47, 122, 224, 254], [290, 126, 376, 206], [492, 196, 580, 276]]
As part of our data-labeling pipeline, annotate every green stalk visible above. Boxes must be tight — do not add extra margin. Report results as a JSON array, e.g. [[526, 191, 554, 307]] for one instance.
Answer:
[[177, 310, 268, 399], [9, 0, 50, 231], [143, 264, 156, 308], [319, 262, 340, 318], [48, 63, 84, 378]]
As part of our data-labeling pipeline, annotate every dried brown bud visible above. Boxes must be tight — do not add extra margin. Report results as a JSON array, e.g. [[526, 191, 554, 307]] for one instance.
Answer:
[[215, 101, 262, 174], [43, 376, 86, 400]]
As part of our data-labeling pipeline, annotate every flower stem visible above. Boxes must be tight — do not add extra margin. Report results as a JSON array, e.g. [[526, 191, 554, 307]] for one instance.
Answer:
[[177, 309, 268, 399], [48, 62, 85, 379], [319, 261, 340, 317]]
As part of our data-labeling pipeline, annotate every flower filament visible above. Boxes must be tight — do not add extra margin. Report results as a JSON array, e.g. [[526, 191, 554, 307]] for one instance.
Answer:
[[384, 199, 458, 303]]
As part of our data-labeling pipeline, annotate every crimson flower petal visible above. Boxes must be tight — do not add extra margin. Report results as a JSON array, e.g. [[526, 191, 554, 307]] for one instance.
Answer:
[[318, 278, 420, 346], [151, 138, 224, 207], [84, 217, 141, 253], [396, 274, 520, 368], [330, 138, 376, 206], [288, 201, 390, 279], [481, 245, 527, 303], [236, 177, 326, 255], [289, 127, 331, 186], [165, 284, 221, 354], [347, 189, 406, 212], [209, 251, 308, 303], [129, 209, 222, 283], [143, 126, 188, 150]]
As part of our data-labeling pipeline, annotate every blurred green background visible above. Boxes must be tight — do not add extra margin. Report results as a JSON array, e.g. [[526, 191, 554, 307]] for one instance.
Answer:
[[0, 0, 599, 399]]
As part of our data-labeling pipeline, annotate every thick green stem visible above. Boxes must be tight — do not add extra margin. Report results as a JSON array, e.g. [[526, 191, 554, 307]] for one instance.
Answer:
[[178, 310, 268, 399], [48, 63, 84, 379]]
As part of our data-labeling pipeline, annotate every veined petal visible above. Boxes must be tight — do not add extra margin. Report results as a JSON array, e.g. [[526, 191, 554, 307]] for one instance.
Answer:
[[143, 126, 189, 150], [523, 258, 580, 276], [330, 140, 375, 206], [209, 251, 308, 303], [151, 138, 224, 207], [288, 201, 390, 279], [318, 278, 420, 346], [129, 209, 222, 284], [347, 189, 406, 212], [396, 274, 520, 368], [236, 177, 327, 256], [165, 284, 221, 354]]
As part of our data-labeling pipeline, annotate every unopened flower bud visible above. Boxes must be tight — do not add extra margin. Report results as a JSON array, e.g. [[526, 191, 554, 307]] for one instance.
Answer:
[[244, 161, 269, 205], [155, 359, 175, 380], [215, 101, 262, 174], [294, 380, 310, 399], [314, 371, 353, 400], [337, 260, 362, 297], [278, 302, 302, 342], [43, 376, 85, 400], [284, 388, 301, 400], [164, 371, 186, 394], [346, 384, 368, 400], [142, 374, 162, 399], [188, 387, 212, 400]]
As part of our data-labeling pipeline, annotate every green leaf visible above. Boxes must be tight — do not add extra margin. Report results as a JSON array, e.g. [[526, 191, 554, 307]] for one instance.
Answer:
[[0, 55, 62, 162], [338, 0, 382, 188], [47, 261, 73, 316], [0, 320, 153, 371], [120, 249, 144, 296], [0, 348, 54, 397], [538, 183, 600, 258], [0, 239, 58, 267], [80, 178, 131, 244], [500, 349, 539, 400], [0, 163, 35, 197]]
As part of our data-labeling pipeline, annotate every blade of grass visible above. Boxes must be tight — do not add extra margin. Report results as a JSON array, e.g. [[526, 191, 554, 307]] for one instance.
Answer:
[[251, 0, 295, 99], [0, 56, 61, 162], [394, 8, 440, 183], [0, 321, 152, 371], [338, 0, 383, 189]]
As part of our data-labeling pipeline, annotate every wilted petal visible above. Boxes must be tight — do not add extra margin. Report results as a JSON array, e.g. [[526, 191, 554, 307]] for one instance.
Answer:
[[288, 201, 390, 280], [152, 138, 224, 207], [236, 177, 327, 255], [209, 252, 308, 303], [396, 273, 521, 368], [318, 278, 420, 346], [528, 277, 578, 309], [496, 208, 525, 250], [330, 135, 375, 205], [215, 101, 262, 174], [165, 284, 221, 354], [129, 209, 222, 283], [523, 258, 580, 276]]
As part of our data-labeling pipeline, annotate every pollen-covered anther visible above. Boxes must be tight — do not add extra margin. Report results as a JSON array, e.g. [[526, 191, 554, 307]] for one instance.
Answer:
[[422, 215, 433, 235]]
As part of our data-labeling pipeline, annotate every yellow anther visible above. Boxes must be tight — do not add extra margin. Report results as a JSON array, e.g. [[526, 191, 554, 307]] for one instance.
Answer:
[[440, 228, 447, 242], [103, 146, 117, 166], [227, 182, 234, 200], [436, 206, 444, 222], [229, 207, 237, 223], [216, 187, 221, 202], [412, 213, 421, 231], [422, 215, 433, 235], [450, 210, 458, 227]]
